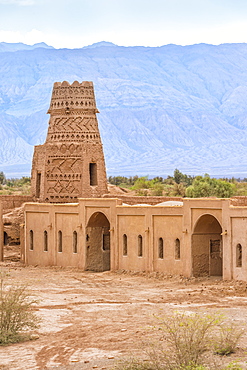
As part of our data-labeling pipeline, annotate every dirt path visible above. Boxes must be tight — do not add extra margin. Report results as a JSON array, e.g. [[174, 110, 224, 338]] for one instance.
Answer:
[[1, 262, 247, 369]]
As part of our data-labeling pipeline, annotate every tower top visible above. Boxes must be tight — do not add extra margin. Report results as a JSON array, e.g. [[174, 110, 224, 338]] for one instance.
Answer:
[[53, 80, 94, 88], [48, 80, 98, 114]]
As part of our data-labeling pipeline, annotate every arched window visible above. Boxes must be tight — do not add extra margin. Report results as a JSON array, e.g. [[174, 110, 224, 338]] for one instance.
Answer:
[[44, 230, 48, 252], [29, 230, 34, 251], [175, 238, 180, 260], [36, 173, 41, 198], [73, 231, 78, 253], [158, 237, 164, 259], [236, 243, 242, 267], [3, 232, 8, 246], [89, 163, 97, 185], [123, 234, 127, 256], [138, 235, 143, 257], [58, 230, 62, 252]]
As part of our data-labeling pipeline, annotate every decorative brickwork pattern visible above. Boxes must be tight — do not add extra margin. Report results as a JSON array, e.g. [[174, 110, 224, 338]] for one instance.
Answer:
[[31, 81, 108, 202]]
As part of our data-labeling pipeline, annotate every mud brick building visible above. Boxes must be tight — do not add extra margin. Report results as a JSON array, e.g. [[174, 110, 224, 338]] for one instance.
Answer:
[[31, 81, 108, 202], [3, 80, 247, 282]]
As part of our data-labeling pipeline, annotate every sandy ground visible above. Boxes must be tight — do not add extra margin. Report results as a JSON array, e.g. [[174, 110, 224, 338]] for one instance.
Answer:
[[1, 249, 247, 369]]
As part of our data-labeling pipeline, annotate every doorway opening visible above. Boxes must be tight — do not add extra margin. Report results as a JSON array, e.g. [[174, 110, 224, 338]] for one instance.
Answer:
[[85, 212, 110, 271], [192, 214, 222, 277]]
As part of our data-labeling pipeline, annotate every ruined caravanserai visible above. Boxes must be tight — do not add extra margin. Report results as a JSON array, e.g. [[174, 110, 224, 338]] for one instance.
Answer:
[[2, 81, 247, 281]]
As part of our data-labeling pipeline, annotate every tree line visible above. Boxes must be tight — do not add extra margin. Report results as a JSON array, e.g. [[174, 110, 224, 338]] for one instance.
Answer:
[[108, 169, 247, 198]]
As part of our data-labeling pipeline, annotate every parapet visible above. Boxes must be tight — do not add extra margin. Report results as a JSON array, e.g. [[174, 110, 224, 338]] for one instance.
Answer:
[[48, 81, 97, 114], [53, 81, 94, 88]]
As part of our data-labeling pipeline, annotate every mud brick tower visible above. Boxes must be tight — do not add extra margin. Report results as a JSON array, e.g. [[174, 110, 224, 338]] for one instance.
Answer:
[[31, 81, 108, 202]]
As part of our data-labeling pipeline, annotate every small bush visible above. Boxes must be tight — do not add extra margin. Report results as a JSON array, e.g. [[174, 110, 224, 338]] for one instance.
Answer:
[[214, 322, 243, 356], [151, 312, 221, 368], [114, 312, 244, 370], [0, 277, 40, 345]]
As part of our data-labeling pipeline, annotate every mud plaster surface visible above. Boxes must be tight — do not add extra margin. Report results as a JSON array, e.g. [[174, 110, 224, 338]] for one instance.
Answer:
[[1, 260, 247, 369]]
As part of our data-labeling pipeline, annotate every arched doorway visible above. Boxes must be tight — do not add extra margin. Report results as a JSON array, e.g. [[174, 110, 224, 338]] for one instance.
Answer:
[[192, 214, 222, 277], [85, 212, 110, 272]]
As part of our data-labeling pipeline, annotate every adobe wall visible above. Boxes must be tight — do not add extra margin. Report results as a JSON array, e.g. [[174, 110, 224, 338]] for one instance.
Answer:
[[227, 205, 247, 281], [115, 204, 184, 274], [24, 199, 185, 274], [0, 195, 33, 213], [24, 203, 80, 267], [102, 194, 183, 205], [23, 197, 247, 282]]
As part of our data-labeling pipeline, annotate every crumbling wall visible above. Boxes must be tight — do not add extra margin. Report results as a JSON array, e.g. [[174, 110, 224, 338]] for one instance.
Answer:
[[1, 196, 33, 257], [1, 195, 33, 213], [230, 196, 247, 206], [3, 206, 24, 246]]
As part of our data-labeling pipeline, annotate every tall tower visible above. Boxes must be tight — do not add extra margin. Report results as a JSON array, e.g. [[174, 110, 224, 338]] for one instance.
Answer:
[[31, 81, 108, 202]]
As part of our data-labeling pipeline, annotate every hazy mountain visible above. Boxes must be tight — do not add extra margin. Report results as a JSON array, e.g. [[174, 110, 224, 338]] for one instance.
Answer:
[[1, 41, 247, 177], [0, 42, 54, 53]]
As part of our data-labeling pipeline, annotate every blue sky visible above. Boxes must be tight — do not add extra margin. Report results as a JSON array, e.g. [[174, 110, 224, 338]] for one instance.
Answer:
[[1, 0, 247, 48]]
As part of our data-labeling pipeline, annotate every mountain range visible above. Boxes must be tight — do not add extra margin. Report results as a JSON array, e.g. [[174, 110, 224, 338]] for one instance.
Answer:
[[1, 41, 247, 178]]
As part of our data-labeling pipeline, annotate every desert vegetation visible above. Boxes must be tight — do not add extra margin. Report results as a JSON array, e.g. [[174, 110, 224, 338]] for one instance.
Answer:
[[115, 312, 244, 370], [108, 169, 247, 197], [0, 273, 39, 345], [0, 171, 31, 195]]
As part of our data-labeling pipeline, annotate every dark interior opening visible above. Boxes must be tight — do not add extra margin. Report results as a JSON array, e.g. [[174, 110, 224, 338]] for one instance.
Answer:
[[36, 172, 41, 198], [89, 163, 97, 186]]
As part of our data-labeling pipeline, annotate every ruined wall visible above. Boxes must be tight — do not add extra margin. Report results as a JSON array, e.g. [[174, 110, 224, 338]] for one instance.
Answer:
[[1, 196, 34, 248], [230, 197, 247, 206], [31, 81, 108, 203], [0, 195, 33, 213]]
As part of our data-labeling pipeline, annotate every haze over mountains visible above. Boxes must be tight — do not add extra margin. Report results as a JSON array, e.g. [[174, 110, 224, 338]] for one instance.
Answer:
[[1, 41, 247, 177]]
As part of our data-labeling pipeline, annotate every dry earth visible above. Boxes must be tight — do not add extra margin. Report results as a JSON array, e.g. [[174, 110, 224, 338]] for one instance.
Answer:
[[1, 248, 247, 369]]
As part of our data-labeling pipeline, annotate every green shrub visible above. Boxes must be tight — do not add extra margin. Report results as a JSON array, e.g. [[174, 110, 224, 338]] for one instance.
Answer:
[[114, 312, 244, 370], [0, 277, 40, 345], [149, 312, 221, 369]]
